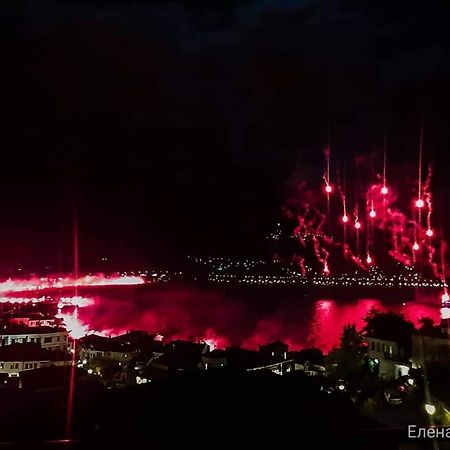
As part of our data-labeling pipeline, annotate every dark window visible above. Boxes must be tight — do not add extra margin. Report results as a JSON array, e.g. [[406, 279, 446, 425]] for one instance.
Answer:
[[44, 337, 52, 343]]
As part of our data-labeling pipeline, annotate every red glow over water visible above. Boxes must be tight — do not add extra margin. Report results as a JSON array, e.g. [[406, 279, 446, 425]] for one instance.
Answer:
[[62, 287, 442, 353], [2, 279, 441, 352]]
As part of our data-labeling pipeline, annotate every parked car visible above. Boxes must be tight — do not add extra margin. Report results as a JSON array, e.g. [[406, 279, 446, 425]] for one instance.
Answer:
[[384, 389, 403, 406]]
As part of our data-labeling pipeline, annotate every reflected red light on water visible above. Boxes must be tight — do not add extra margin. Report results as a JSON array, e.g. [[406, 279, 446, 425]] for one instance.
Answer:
[[4, 283, 443, 353]]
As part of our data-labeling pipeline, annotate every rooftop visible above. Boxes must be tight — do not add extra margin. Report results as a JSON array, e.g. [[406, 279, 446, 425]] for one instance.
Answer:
[[79, 334, 136, 353], [0, 343, 70, 362], [0, 325, 67, 335]]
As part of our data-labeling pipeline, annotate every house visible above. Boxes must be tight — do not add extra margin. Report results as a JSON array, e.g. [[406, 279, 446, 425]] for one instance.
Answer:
[[366, 336, 410, 378], [7, 313, 59, 328], [78, 334, 138, 364], [0, 325, 69, 351], [411, 325, 450, 368], [0, 343, 72, 380], [225, 347, 295, 375], [202, 349, 227, 369], [259, 341, 289, 360]]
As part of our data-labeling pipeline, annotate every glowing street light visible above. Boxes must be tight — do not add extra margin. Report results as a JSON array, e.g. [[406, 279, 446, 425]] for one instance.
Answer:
[[440, 307, 450, 320], [381, 186, 388, 195], [412, 242, 419, 251], [354, 221, 361, 230], [369, 208, 376, 219], [342, 214, 348, 223], [366, 255, 372, 264], [325, 184, 332, 194], [425, 404, 436, 415], [426, 228, 433, 237]]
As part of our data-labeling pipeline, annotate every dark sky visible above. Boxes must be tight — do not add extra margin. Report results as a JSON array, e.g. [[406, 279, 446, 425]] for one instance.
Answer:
[[1, 0, 450, 274]]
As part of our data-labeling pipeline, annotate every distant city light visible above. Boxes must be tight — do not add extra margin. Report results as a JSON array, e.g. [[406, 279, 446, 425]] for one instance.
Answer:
[[412, 242, 419, 251], [369, 209, 376, 219], [425, 404, 436, 415], [325, 184, 332, 193], [440, 307, 450, 320], [381, 186, 388, 195], [415, 198, 424, 208], [341, 214, 349, 223], [426, 228, 433, 237]]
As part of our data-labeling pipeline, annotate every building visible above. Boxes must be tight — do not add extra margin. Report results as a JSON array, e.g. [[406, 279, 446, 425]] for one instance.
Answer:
[[0, 325, 69, 351], [225, 347, 295, 375], [246, 358, 295, 376], [366, 336, 410, 378], [411, 327, 450, 368], [78, 334, 138, 364], [7, 313, 59, 328], [202, 349, 227, 370], [259, 341, 289, 360], [0, 343, 71, 379]]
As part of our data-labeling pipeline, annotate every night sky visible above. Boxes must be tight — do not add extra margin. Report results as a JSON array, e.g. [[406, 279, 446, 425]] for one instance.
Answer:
[[1, 0, 450, 274]]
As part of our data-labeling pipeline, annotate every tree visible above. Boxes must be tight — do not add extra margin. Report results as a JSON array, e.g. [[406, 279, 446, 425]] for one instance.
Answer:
[[296, 347, 324, 366], [327, 325, 365, 381], [363, 310, 415, 352], [418, 317, 435, 335]]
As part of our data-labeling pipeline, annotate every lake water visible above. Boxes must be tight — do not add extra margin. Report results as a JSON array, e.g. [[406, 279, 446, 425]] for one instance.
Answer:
[[73, 283, 442, 352]]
